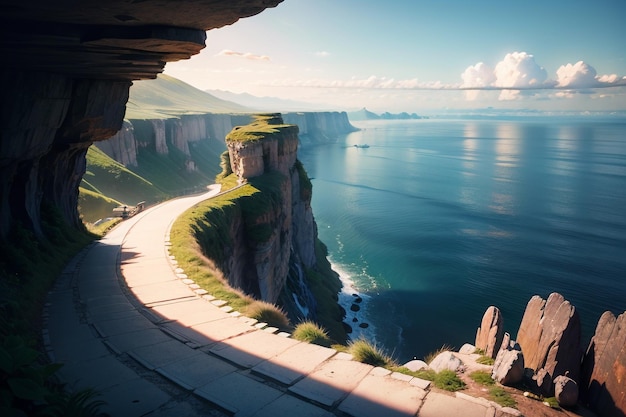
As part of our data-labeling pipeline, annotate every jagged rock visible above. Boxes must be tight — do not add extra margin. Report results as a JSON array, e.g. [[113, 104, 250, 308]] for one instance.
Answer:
[[459, 343, 477, 355], [554, 375, 579, 407], [403, 360, 429, 372], [516, 293, 581, 395], [492, 348, 524, 386], [475, 306, 504, 358], [350, 304, 361, 312], [429, 351, 464, 373], [581, 311, 626, 417]]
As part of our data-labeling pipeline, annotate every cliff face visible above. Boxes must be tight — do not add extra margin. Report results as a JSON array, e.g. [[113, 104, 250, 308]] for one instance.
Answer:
[[0, 0, 282, 241], [192, 115, 324, 326], [224, 115, 317, 306], [97, 111, 356, 176]]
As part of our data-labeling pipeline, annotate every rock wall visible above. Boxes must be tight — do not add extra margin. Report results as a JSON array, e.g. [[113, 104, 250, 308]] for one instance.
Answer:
[[0, 71, 130, 239], [0, 0, 282, 242], [98, 112, 356, 174]]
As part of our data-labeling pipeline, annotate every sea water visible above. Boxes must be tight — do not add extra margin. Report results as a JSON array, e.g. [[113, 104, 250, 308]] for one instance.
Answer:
[[297, 116, 626, 363]]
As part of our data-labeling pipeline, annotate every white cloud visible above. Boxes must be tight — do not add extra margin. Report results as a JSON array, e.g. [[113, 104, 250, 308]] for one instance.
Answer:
[[216, 49, 270, 61], [493, 52, 550, 89], [315, 51, 330, 57], [461, 62, 496, 88], [556, 61, 597, 88]]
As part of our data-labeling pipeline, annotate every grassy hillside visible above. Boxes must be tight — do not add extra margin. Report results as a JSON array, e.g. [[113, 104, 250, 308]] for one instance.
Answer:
[[126, 74, 250, 119], [80, 146, 167, 221]]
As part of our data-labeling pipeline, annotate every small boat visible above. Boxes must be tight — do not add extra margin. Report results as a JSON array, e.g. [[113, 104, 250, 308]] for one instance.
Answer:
[[353, 144, 370, 148]]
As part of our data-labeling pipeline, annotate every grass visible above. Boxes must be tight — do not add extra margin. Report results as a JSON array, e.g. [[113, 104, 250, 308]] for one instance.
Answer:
[[226, 114, 295, 143], [433, 369, 466, 392], [476, 355, 495, 365], [469, 370, 495, 386], [470, 371, 517, 408], [292, 322, 332, 347], [245, 301, 291, 331], [489, 386, 517, 408], [348, 338, 395, 367], [0, 207, 104, 416]]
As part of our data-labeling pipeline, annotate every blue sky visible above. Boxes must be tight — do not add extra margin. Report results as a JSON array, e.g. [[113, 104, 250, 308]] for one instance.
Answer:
[[164, 0, 626, 113]]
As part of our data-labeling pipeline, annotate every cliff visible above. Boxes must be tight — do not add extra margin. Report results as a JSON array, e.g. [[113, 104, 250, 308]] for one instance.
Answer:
[[0, 0, 282, 242], [177, 115, 346, 341], [95, 110, 356, 186]]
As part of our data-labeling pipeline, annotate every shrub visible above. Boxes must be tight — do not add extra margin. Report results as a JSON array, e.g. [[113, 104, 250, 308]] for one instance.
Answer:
[[489, 386, 517, 408], [433, 369, 466, 392], [245, 301, 291, 331], [469, 370, 495, 386], [292, 322, 332, 347], [348, 338, 395, 367]]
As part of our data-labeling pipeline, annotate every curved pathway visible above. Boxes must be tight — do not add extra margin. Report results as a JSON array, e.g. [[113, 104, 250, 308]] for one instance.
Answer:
[[44, 186, 521, 417]]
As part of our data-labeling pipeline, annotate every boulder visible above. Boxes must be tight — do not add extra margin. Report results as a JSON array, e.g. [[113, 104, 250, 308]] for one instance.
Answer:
[[581, 311, 626, 417], [403, 360, 429, 372], [429, 351, 465, 373], [516, 293, 581, 395], [475, 306, 504, 358], [492, 348, 524, 386], [554, 375, 579, 408], [459, 343, 477, 355]]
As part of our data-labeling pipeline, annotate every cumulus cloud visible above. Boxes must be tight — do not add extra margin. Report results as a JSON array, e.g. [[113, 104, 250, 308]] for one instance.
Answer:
[[216, 49, 270, 61], [493, 52, 550, 89], [556, 61, 598, 88]]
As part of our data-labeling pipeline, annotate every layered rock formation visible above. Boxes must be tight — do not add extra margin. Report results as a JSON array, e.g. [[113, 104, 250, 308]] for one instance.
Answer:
[[0, 0, 282, 241], [98, 111, 356, 176], [517, 293, 581, 394], [581, 311, 626, 417], [476, 294, 625, 416], [475, 305, 504, 358], [186, 115, 342, 338]]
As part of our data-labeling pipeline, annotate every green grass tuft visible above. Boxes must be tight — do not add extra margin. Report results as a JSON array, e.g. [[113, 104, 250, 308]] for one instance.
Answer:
[[469, 370, 495, 386], [489, 386, 517, 408], [433, 369, 466, 392], [348, 338, 395, 367], [476, 355, 495, 365], [292, 322, 332, 347], [245, 301, 291, 331]]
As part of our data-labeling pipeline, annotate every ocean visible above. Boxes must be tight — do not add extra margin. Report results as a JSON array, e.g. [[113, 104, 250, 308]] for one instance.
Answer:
[[297, 116, 626, 363]]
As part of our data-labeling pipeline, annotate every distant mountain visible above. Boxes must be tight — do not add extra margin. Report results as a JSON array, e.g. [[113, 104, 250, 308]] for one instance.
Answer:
[[347, 107, 426, 121], [126, 74, 251, 119], [208, 90, 331, 112]]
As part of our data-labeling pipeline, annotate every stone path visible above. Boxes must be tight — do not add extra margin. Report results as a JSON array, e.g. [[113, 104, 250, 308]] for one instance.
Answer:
[[44, 186, 522, 416]]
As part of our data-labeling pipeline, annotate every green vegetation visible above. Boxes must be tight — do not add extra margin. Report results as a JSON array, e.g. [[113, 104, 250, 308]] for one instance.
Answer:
[[292, 322, 332, 347], [432, 369, 466, 392], [0, 206, 105, 416], [469, 370, 495, 386], [126, 74, 249, 119], [348, 338, 395, 367], [489, 386, 517, 408], [469, 371, 517, 408], [226, 114, 294, 143], [542, 396, 560, 409], [78, 187, 122, 224], [476, 355, 495, 365], [245, 301, 291, 331]]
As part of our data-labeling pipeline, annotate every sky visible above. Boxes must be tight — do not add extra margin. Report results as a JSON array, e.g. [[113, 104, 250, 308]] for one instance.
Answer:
[[163, 0, 626, 114]]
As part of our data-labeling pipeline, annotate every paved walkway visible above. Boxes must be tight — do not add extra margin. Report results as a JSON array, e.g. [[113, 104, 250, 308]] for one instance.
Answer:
[[44, 186, 522, 416]]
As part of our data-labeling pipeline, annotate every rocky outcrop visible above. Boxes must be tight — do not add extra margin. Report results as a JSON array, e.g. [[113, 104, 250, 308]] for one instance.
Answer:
[[581, 311, 626, 417], [0, 0, 282, 241], [492, 348, 524, 386], [475, 306, 504, 359], [516, 292, 582, 395]]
